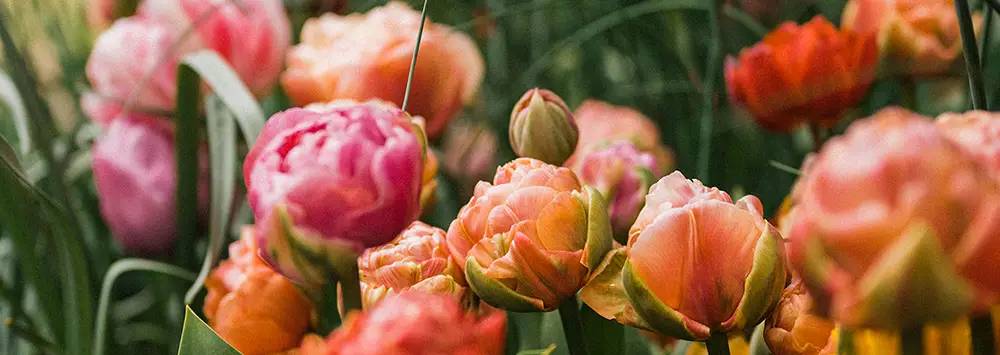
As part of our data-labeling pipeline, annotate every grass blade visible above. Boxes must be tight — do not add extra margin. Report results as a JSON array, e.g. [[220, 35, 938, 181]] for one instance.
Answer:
[[0, 71, 30, 154]]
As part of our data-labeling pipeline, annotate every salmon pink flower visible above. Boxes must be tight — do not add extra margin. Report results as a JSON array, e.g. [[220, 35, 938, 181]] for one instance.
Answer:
[[244, 101, 425, 285], [358, 222, 466, 308], [300, 292, 506, 355], [204, 228, 313, 355], [765, 279, 837, 355], [574, 141, 661, 241], [281, 1, 484, 138], [936, 110, 1000, 180], [725, 16, 878, 131], [91, 113, 208, 254], [568, 100, 672, 169], [581, 172, 786, 341], [447, 158, 613, 311], [787, 108, 1000, 328]]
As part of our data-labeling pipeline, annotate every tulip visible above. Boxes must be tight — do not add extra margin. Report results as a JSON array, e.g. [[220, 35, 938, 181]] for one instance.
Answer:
[[573, 141, 662, 242], [725, 16, 878, 131], [568, 100, 673, 170], [204, 227, 313, 355], [786, 107, 1000, 329], [936, 110, 1000, 180], [358, 222, 466, 308], [244, 101, 425, 286], [137, 0, 290, 96], [282, 1, 484, 138], [765, 279, 837, 355], [842, 0, 978, 77], [92, 114, 208, 254], [446, 158, 613, 312], [299, 292, 506, 355], [440, 120, 499, 196], [580, 171, 786, 342], [508, 88, 578, 165]]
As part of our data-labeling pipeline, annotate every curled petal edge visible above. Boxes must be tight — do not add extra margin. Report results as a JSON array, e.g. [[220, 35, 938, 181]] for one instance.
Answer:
[[721, 225, 787, 331], [622, 260, 712, 340], [465, 256, 548, 312], [580, 186, 614, 272]]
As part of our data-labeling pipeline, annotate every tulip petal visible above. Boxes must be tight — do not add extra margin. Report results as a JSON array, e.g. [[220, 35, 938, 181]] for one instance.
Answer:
[[264, 205, 361, 287], [465, 256, 546, 312], [581, 187, 614, 271], [579, 248, 651, 330], [623, 261, 711, 340], [722, 225, 787, 331]]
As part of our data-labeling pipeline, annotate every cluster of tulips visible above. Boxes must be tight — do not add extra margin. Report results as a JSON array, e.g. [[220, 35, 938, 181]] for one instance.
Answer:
[[79, 0, 1000, 354]]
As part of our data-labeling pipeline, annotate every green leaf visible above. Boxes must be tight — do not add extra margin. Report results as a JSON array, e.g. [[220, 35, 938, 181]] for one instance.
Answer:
[[177, 306, 239, 355], [179, 51, 266, 144], [0, 71, 30, 154], [517, 345, 558, 355], [185, 96, 237, 304]]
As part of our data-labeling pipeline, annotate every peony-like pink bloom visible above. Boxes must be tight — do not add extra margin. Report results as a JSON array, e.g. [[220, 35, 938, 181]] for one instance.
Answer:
[[300, 292, 506, 355], [282, 1, 484, 138], [92, 114, 209, 254], [574, 141, 661, 240], [787, 108, 1000, 328], [244, 101, 425, 282], [358, 221, 466, 308], [937, 110, 1000, 180], [138, 0, 290, 96], [567, 100, 673, 171]]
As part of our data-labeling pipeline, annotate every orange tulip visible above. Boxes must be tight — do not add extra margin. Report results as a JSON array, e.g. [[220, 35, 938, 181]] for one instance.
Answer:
[[936, 110, 1000, 180], [725, 16, 878, 131], [766, 279, 837, 355], [204, 228, 313, 355], [842, 0, 978, 77], [787, 108, 1000, 328], [282, 1, 484, 138]]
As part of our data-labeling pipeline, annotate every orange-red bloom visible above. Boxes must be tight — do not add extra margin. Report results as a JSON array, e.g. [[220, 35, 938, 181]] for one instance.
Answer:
[[282, 1, 484, 138], [725, 16, 878, 131], [204, 228, 313, 354]]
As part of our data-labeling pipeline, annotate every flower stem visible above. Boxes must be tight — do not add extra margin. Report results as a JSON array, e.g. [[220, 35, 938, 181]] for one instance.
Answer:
[[970, 314, 996, 355], [558, 298, 589, 355], [402, 0, 429, 112], [900, 326, 924, 355], [956, 0, 988, 110], [705, 332, 731, 355], [339, 277, 363, 316]]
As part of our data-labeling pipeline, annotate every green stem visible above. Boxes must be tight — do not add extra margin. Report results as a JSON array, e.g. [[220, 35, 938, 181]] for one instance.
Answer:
[[557, 298, 589, 355], [401, 0, 429, 112], [339, 278, 362, 316], [900, 326, 924, 355], [838, 327, 855, 355], [970, 314, 995, 355], [956, 0, 988, 110], [705, 332, 731, 355]]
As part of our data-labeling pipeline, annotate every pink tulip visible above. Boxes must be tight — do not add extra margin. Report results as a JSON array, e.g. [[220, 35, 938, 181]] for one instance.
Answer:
[[92, 114, 209, 254], [567, 100, 673, 172], [937, 110, 1000, 180], [300, 291, 506, 355], [281, 1, 484, 138], [575, 141, 662, 240], [244, 101, 425, 281]]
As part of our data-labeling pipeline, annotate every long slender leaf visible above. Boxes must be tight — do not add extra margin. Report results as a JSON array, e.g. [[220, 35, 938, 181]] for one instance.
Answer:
[[184, 96, 237, 304], [179, 51, 266, 144], [177, 306, 239, 355], [0, 71, 30, 154]]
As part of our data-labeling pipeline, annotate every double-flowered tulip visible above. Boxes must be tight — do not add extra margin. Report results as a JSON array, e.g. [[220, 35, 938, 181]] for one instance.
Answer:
[[244, 101, 426, 285], [282, 1, 484, 138], [936, 111, 1000, 180], [299, 292, 506, 355], [568, 100, 673, 169], [581, 172, 786, 341], [508, 88, 578, 165], [786, 108, 1000, 329], [725, 16, 878, 131], [91, 114, 208, 254], [204, 228, 313, 354], [765, 279, 837, 355], [359, 222, 466, 308], [447, 158, 613, 312], [842, 0, 976, 77]]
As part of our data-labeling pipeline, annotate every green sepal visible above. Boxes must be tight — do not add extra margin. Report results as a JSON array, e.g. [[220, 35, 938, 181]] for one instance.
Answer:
[[723, 225, 787, 331], [465, 256, 547, 312], [579, 248, 652, 330], [622, 261, 708, 340], [581, 186, 614, 272], [269, 205, 360, 288]]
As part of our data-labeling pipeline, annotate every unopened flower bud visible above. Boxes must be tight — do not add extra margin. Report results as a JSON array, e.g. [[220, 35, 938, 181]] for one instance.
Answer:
[[509, 89, 579, 165]]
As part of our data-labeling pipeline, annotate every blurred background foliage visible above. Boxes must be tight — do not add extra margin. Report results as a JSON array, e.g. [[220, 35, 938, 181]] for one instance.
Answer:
[[0, 0, 996, 353]]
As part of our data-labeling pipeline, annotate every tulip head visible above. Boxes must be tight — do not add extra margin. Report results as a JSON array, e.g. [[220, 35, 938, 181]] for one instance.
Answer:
[[359, 222, 466, 308], [509, 88, 579, 165], [282, 1, 484, 138], [204, 227, 313, 354], [725, 16, 878, 131], [937, 110, 1000, 180], [574, 141, 662, 242], [244, 101, 425, 284], [568, 100, 673, 170], [787, 108, 1000, 328], [300, 292, 506, 355], [765, 279, 836, 355], [582, 172, 786, 340], [447, 158, 613, 311]]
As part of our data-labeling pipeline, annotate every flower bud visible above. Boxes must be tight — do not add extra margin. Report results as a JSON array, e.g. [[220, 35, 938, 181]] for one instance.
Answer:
[[581, 172, 786, 340], [447, 158, 613, 311], [359, 222, 466, 308], [509, 89, 579, 165], [299, 292, 506, 355], [204, 227, 313, 354], [244, 101, 425, 284]]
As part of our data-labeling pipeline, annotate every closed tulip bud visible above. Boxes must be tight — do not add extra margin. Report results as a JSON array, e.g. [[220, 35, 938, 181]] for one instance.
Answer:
[[282, 1, 484, 138], [765, 279, 837, 355], [92, 114, 209, 254], [581, 172, 786, 341], [359, 222, 466, 308], [447, 158, 613, 312], [936, 111, 1000, 180], [787, 108, 1000, 329], [574, 141, 662, 242], [244, 101, 425, 285], [299, 292, 506, 355], [725, 16, 877, 131], [508, 89, 578, 165], [204, 228, 313, 354]]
